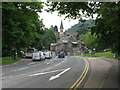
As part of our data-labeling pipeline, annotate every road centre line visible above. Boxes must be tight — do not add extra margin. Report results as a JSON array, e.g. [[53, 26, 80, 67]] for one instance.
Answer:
[[18, 67, 28, 71], [28, 62, 35, 65], [75, 59, 89, 89], [11, 67, 29, 72], [69, 58, 89, 89], [29, 68, 69, 76]]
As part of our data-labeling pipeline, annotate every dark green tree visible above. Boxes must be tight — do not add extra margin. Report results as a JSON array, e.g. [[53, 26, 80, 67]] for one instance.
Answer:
[[2, 2, 44, 57], [47, 2, 120, 57], [41, 28, 56, 50]]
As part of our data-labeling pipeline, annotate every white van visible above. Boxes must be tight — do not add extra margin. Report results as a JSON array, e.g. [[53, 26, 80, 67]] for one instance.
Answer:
[[39, 51, 45, 60], [44, 51, 52, 59], [32, 52, 41, 61], [32, 51, 45, 61]]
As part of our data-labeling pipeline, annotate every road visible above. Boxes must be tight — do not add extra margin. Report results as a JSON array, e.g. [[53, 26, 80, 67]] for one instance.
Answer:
[[2, 56, 90, 88], [1, 56, 118, 89]]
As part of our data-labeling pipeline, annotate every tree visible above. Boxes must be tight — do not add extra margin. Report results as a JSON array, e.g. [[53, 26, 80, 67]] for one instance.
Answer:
[[53, 25, 58, 32], [41, 28, 57, 50], [79, 31, 102, 51], [2, 2, 44, 57], [47, 2, 120, 57]]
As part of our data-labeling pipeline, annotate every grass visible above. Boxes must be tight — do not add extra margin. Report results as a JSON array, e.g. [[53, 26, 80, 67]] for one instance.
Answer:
[[0, 57, 23, 65], [83, 51, 114, 58], [74, 51, 120, 60]]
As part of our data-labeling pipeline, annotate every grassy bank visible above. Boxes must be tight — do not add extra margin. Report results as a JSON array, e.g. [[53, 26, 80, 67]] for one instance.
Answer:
[[0, 57, 23, 65], [82, 51, 120, 60], [72, 51, 120, 60]]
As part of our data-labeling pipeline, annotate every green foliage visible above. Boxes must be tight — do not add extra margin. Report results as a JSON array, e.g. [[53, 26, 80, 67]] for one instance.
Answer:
[[78, 31, 101, 51], [91, 2, 120, 56], [2, 2, 44, 56], [68, 19, 95, 32], [42, 28, 57, 50], [47, 2, 120, 57], [1, 57, 22, 65], [83, 51, 115, 59], [46, 2, 95, 19]]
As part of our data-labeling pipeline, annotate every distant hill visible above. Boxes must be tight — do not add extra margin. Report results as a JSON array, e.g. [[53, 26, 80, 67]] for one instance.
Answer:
[[68, 19, 95, 31]]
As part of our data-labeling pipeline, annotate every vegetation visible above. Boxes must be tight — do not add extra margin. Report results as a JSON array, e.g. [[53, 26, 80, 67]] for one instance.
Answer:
[[78, 31, 99, 50], [0, 57, 22, 65], [83, 51, 114, 59], [2, 2, 56, 58], [47, 2, 120, 57], [41, 28, 57, 50], [68, 19, 95, 32], [72, 51, 119, 60], [83, 51, 120, 60]]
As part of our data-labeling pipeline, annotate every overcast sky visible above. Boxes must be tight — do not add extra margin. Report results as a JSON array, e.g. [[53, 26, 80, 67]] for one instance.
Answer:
[[38, 11, 79, 31], [38, 4, 97, 31]]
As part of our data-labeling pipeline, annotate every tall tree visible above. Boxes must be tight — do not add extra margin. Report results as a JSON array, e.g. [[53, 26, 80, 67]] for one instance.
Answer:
[[42, 28, 57, 50], [2, 2, 44, 56], [47, 2, 120, 57]]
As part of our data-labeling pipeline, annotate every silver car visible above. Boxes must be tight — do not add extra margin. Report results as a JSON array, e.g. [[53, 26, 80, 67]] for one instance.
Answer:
[[44, 51, 52, 59]]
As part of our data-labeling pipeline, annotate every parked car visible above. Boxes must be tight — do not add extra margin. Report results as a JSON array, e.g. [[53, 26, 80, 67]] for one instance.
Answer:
[[103, 49, 111, 52], [32, 52, 41, 61], [44, 51, 52, 59], [39, 51, 45, 60], [32, 51, 45, 61], [58, 50, 65, 58]]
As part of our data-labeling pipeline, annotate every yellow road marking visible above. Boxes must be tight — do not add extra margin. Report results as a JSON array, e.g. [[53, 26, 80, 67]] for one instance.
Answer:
[[69, 58, 89, 90], [74, 59, 89, 89]]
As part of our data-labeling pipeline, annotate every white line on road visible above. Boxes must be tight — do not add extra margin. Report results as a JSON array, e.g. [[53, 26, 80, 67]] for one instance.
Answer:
[[11, 67, 29, 72], [41, 67, 52, 72], [54, 63, 61, 67], [29, 68, 70, 77], [49, 68, 71, 81], [28, 62, 35, 65], [0, 73, 5, 76], [18, 67, 28, 71], [32, 64, 40, 67]]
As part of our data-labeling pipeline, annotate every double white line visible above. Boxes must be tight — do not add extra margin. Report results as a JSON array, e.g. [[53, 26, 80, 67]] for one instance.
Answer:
[[69, 58, 89, 90]]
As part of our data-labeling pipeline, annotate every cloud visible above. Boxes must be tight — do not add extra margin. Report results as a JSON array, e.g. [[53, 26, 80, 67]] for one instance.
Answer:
[[38, 11, 79, 31]]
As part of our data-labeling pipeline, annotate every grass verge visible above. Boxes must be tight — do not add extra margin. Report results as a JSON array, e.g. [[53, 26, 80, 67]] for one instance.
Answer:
[[0, 57, 23, 65], [83, 51, 114, 58], [74, 51, 120, 60]]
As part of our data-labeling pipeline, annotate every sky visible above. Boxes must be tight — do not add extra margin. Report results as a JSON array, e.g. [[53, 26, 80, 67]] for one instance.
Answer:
[[38, 11, 79, 31], [38, 4, 97, 31]]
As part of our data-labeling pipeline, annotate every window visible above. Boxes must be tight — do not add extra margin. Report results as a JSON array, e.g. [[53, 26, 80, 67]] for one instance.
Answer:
[[73, 44, 78, 47]]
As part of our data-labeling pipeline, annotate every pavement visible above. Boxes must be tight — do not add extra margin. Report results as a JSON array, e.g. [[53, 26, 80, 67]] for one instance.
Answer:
[[82, 57, 118, 88]]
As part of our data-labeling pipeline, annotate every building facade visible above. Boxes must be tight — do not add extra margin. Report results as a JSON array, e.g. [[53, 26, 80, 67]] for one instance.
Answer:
[[50, 20, 85, 55]]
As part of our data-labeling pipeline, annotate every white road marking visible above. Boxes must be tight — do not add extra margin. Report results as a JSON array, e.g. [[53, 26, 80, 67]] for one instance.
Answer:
[[11, 67, 29, 72], [1, 76, 13, 80], [29, 68, 70, 77], [41, 67, 52, 72], [1, 77, 7, 80], [0, 73, 5, 76], [28, 62, 35, 65], [88, 57, 98, 59], [11, 70, 17, 72], [33, 64, 40, 67], [49, 68, 71, 81], [18, 67, 28, 71], [54, 63, 61, 67]]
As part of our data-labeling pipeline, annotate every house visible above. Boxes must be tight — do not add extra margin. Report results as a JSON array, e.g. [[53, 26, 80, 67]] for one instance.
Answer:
[[50, 20, 85, 55]]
